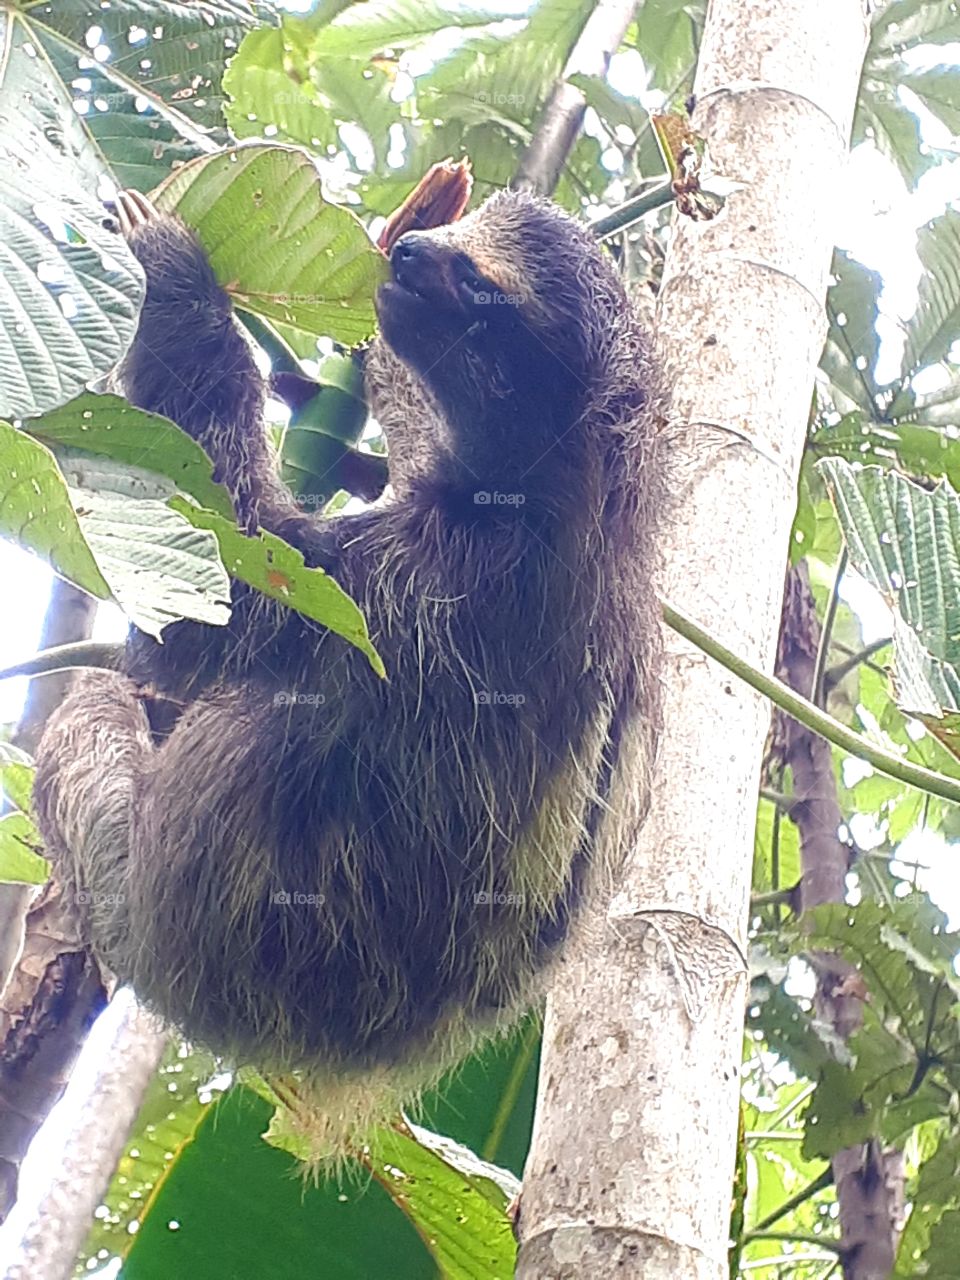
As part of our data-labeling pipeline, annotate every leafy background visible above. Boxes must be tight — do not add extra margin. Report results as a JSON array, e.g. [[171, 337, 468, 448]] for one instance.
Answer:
[[2, 0, 960, 1276]]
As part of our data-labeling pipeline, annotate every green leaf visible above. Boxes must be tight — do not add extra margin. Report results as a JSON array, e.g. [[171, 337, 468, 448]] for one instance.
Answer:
[[0, 14, 145, 417], [0, 761, 34, 814], [55, 448, 233, 640], [224, 20, 397, 165], [308, 0, 519, 57], [798, 899, 960, 1157], [811, 412, 960, 491], [122, 1087, 439, 1280], [364, 1124, 518, 1279], [818, 459, 960, 727], [902, 209, 960, 380], [627, 0, 703, 97], [25, 392, 235, 519], [153, 144, 387, 346], [897, 1134, 960, 1278], [27, 0, 266, 135], [0, 421, 112, 600], [0, 811, 48, 886], [819, 250, 883, 416], [77, 1046, 219, 1271], [169, 497, 384, 675], [857, 0, 960, 187]]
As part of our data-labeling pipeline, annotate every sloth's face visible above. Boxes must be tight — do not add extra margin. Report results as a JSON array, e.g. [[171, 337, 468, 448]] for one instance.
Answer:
[[375, 191, 604, 437]]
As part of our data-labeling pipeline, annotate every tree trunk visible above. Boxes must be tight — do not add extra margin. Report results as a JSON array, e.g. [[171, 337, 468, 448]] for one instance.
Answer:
[[516, 2, 871, 1276], [777, 564, 905, 1278]]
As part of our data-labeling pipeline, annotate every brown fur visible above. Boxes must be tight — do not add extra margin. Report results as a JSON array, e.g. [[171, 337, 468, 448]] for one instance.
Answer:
[[33, 189, 666, 1152]]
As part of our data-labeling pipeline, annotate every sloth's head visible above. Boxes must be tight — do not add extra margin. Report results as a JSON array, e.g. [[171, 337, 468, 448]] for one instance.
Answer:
[[373, 190, 645, 490]]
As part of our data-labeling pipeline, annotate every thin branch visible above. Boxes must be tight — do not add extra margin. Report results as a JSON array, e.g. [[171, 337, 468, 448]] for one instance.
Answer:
[[742, 1229, 842, 1254], [750, 1167, 834, 1235], [663, 599, 960, 806], [591, 182, 674, 239], [0, 642, 121, 684], [813, 549, 847, 707], [823, 638, 891, 692], [514, 0, 640, 193]]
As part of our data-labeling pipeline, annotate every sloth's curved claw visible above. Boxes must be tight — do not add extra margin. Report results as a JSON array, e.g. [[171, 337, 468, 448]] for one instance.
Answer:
[[112, 189, 159, 239]]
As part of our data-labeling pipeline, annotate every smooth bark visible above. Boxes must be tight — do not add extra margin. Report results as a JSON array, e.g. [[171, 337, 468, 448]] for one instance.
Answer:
[[518, 2, 871, 1275]]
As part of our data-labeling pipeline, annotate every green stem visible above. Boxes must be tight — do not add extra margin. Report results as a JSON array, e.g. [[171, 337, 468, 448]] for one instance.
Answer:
[[812, 548, 847, 707], [749, 1167, 833, 1235], [750, 888, 794, 909], [481, 1016, 540, 1164], [662, 599, 960, 807], [741, 1229, 841, 1253], [591, 182, 674, 239]]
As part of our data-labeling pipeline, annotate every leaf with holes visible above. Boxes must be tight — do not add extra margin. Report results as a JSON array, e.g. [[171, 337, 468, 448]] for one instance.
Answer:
[[901, 209, 960, 382], [819, 250, 883, 416], [152, 145, 387, 346], [0, 421, 111, 599], [857, 0, 960, 187], [25, 392, 235, 519], [52, 446, 232, 639], [169, 498, 384, 675]]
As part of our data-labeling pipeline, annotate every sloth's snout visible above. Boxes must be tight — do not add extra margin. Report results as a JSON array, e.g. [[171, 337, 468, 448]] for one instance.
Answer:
[[390, 234, 481, 312]]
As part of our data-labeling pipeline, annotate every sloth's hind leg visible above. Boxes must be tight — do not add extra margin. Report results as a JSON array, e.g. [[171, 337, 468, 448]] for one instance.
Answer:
[[33, 670, 155, 964]]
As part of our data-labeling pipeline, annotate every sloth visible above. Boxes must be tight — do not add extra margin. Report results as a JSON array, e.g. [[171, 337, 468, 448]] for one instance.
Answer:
[[34, 186, 665, 1142]]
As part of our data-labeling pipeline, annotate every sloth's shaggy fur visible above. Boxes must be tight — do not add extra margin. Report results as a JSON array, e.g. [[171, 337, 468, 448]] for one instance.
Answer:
[[34, 189, 665, 1146]]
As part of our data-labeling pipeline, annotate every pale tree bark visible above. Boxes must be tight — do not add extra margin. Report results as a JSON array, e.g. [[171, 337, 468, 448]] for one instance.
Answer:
[[0, 577, 166, 1256], [0, 578, 100, 1224], [517, 2, 871, 1277], [0, 993, 165, 1280]]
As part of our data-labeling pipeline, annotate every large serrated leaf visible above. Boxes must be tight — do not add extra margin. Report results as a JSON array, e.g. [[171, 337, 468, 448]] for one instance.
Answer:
[[818, 458, 960, 736], [151, 144, 387, 345], [799, 898, 960, 1159], [0, 15, 145, 417], [24, 0, 266, 136]]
